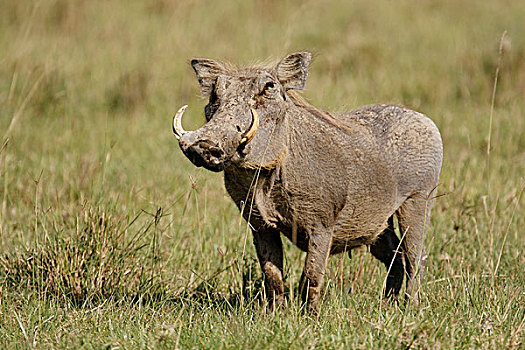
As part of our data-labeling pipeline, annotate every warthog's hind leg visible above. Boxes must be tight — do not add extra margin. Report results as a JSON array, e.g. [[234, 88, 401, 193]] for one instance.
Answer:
[[253, 228, 285, 310], [397, 196, 434, 303], [369, 215, 404, 298]]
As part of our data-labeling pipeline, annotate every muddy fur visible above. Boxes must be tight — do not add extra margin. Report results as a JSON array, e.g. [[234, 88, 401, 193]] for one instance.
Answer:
[[175, 52, 443, 313]]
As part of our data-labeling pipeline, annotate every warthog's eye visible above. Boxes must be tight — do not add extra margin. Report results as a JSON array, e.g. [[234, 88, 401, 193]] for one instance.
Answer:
[[264, 82, 275, 90], [261, 81, 277, 97]]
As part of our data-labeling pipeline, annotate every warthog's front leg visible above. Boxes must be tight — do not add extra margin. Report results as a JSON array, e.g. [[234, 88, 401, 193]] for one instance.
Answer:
[[299, 230, 332, 315], [253, 228, 284, 310]]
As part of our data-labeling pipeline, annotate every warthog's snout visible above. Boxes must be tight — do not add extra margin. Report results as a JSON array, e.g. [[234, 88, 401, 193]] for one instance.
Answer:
[[183, 139, 225, 172], [173, 104, 259, 172]]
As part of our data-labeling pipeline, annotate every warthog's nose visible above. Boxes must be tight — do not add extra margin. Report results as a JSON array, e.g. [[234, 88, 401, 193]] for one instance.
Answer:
[[185, 140, 225, 170]]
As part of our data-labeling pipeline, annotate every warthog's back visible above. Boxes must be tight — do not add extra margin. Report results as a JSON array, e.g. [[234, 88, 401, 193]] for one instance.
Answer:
[[340, 104, 443, 198]]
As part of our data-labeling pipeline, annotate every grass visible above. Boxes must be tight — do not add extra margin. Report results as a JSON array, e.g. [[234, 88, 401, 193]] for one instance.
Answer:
[[1, 0, 524, 348]]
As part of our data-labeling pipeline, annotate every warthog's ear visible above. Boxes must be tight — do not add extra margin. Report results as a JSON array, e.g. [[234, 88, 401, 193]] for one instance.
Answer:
[[275, 52, 312, 90], [191, 59, 226, 96]]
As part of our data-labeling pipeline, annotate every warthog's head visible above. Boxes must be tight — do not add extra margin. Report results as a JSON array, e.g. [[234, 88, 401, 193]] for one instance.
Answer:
[[173, 52, 312, 172]]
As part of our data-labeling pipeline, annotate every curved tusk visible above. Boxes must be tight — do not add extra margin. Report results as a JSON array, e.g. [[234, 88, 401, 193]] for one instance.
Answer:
[[172, 105, 188, 140], [241, 108, 259, 144]]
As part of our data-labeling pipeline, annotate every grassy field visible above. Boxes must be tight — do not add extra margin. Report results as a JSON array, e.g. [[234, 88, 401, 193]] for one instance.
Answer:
[[1, 0, 524, 348]]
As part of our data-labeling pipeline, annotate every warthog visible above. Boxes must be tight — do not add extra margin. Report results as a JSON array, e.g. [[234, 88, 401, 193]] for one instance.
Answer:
[[172, 52, 442, 313]]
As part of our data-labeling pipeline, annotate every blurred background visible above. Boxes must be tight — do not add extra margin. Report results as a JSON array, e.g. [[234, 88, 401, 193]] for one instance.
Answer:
[[0, 0, 524, 348]]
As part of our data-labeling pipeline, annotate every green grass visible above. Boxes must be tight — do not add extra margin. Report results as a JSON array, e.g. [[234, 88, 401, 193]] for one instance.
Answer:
[[1, 0, 524, 348]]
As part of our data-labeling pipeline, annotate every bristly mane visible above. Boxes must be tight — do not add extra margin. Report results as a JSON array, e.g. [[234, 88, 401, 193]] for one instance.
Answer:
[[287, 90, 355, 134]]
